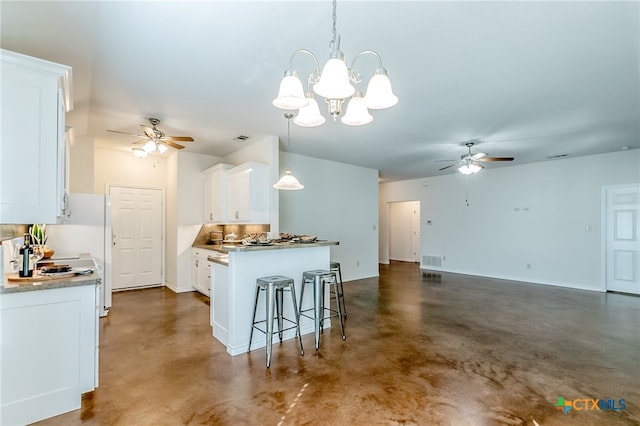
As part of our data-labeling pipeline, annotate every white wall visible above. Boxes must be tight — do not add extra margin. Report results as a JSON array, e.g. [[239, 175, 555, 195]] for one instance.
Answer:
[[379, 149, 640, 291], [69, 136, 94, 193], [172, 151, 221, 292], [93, 146, 168, 194], [279, 153, 379, 282], [165, 153, 179, 291]]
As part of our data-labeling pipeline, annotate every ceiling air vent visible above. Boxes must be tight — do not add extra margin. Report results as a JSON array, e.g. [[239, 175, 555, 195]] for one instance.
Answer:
[[233, 135, 250, 142]]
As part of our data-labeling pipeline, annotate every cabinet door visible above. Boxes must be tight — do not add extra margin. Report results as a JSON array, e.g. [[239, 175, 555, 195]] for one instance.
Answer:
[[198, 261, 211, 296], [203, 165, 231, 223], [0, 64, 59, 223], [203, 172, 214, 222], [227, 170, 251, 222]]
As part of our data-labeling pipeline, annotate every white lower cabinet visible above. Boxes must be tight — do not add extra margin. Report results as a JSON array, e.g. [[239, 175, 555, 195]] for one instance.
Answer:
[[0, 284, 98, 426], [211, 261, 229, 342], [192, 248, 212, 296]]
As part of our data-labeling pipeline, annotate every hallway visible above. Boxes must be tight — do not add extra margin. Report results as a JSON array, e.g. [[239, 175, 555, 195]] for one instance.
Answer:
[[37, 262, 639, 425]]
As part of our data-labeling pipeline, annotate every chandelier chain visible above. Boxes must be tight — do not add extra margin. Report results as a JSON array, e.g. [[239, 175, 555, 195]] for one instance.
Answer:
[[330, 0, 338, 50]]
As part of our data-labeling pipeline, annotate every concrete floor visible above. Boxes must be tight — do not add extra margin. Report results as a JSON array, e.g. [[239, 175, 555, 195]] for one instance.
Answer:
[[37, 261, 639, 425]]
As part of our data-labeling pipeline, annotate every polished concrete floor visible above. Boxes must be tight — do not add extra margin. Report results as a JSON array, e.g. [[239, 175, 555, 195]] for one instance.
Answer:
[[37, 262, 639, 425]]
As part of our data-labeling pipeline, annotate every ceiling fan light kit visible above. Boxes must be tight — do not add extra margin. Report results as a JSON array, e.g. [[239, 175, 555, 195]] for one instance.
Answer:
[[458, 163, 483, 175], [107, 117, 195, 158], [272, 0, 397, 127], [438, 141, 514, 175]]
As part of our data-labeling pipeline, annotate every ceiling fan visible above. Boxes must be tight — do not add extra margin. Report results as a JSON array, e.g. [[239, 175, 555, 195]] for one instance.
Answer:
[[437, 141, 514, 174], [107, 117, 194, 154]]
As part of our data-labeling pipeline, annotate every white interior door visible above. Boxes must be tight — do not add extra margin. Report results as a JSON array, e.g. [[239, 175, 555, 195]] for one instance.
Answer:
[[605, 184, 640, 294], [110, 186, 163, 290], [389, 201, 420, 263]]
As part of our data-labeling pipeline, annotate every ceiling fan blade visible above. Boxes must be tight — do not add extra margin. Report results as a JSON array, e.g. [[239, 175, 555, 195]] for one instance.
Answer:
[[471, 152, 487, 160], [161, 140, 185, 150], [439, 162, 459, 171], [434, 159, 457, 163], [132, 139, 149, 145], [163, 136, 194, 142], [107, 129, 146, 137], [140, 125, 156, 139], [478, 157, 514, 162]]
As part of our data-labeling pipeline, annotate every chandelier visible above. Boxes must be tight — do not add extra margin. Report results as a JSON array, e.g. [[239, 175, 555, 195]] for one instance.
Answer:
[[272, 0, 398, 127]]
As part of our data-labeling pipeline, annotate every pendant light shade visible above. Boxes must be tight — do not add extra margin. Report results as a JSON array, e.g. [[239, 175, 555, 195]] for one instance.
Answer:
[[273, 170, 304, 190], [294, 95, 326, 127], [273, 73, 308, 109], [362, 69, 398, 109], [157, 143, 169, 154], [274, 113, 304, 190], [341, 94, 373, 126]]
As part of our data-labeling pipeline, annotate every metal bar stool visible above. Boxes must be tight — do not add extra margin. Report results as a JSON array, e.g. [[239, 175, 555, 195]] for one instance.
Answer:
[[299, 269, 346, 350], [330, 261, 346, 318], [248, 275, 304, 368]]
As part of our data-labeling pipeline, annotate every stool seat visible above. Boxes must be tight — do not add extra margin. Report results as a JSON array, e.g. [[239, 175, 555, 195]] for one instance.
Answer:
[[257, 275, 296, 288], [299, 269, 346, 350], [248, 275, 304, 368]]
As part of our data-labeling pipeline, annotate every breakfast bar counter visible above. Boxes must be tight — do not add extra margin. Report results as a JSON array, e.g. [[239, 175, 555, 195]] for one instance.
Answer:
[[200, 241, 339, 355]]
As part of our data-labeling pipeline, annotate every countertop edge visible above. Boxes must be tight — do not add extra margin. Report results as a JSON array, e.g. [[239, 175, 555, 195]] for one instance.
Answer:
[[1, 273, 101, 294]]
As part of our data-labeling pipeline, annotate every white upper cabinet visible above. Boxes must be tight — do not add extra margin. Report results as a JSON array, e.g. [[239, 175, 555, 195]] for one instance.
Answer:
[[0, 49, 73, 224], [226, 162, 270, 224], [203, 163, 233, 223]]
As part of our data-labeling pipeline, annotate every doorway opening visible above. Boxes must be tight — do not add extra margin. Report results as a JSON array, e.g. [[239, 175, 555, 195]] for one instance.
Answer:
[[388, 201, 420, 263]]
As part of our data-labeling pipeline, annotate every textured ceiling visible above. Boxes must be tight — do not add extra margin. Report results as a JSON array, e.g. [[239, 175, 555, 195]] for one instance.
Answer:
[[1, 1, 638, 182]]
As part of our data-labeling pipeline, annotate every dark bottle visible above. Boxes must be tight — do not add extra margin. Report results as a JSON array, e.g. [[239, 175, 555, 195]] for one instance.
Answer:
[[19, 234, 33, 278]]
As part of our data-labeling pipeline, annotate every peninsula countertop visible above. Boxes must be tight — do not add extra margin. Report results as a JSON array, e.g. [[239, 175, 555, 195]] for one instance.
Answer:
[[193, 240, 339, 253]]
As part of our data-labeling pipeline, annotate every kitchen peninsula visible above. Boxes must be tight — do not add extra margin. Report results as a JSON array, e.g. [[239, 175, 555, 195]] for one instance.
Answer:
[[0, 269, 100, 425], [192, 240, 338, 355]]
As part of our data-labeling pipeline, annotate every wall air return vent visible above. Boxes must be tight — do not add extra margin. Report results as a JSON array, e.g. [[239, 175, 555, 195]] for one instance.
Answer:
[[422, 255, 442, 267]]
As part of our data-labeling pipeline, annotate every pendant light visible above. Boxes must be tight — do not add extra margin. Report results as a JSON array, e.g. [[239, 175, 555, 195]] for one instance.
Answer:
[[273, 113, 304, 190]]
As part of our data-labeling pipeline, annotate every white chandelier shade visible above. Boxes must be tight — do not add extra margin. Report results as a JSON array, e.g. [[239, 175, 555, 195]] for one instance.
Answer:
[[294, 95, 326, 127], [341, 94, 373, 126], [312, 57, 355, 100], [272, 0, 397, 127], [273, 73, 308, 110], [363, 70, 398, 109]]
